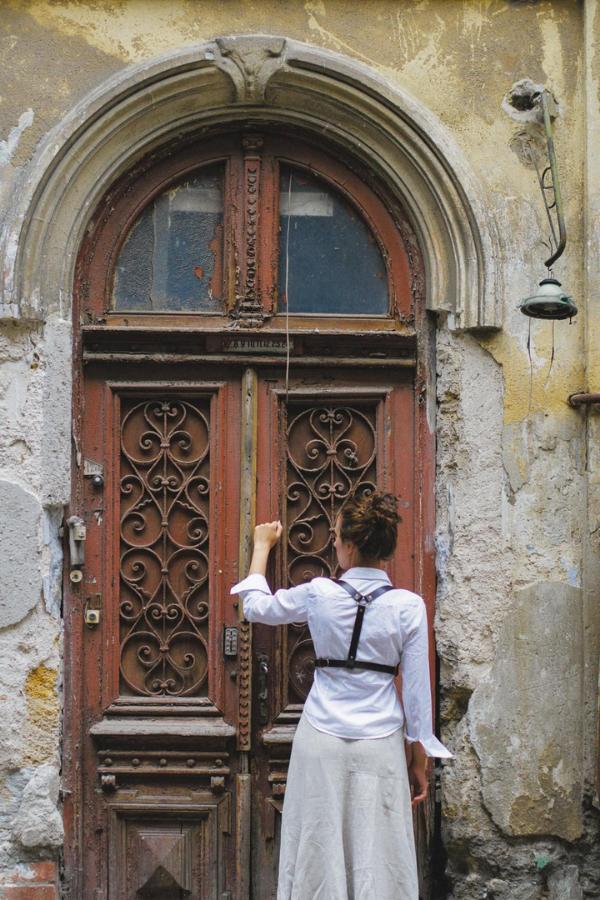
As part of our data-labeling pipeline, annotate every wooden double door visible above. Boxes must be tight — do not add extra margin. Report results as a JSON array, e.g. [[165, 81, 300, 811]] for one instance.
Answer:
[[64, 356, 427, 899]]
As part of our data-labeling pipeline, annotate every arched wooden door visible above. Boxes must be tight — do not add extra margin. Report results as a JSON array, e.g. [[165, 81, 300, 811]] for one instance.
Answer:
[[66, 131, 435, 898]]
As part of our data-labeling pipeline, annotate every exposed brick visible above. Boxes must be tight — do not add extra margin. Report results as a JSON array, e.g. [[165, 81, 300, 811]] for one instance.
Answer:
[[0, 862, 58, 898], [0, 888, 57, 900], [29, 866, 55, 886], [0, 863, 57, 886]]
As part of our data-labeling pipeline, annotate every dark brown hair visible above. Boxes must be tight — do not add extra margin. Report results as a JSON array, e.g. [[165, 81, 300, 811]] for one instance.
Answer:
[[338, 491, 401, 560]]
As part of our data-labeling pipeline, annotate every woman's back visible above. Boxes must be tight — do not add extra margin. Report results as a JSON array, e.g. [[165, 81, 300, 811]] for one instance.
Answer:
[[304, 570, 424, 740], [233, 565, 448, 755]]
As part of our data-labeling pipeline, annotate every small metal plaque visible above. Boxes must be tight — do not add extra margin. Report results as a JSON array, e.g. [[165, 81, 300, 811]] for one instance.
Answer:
[[221, 337, 293, 355], [223, 626, 239, 657]]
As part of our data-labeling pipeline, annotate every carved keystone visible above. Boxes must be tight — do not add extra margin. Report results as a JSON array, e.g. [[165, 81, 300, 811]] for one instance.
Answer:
[[214, 36, 287, 103]]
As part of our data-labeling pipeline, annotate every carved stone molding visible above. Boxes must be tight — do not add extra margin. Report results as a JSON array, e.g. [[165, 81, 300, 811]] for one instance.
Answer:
[[0, 35, 501, 330], [214, 36, 287, 103]]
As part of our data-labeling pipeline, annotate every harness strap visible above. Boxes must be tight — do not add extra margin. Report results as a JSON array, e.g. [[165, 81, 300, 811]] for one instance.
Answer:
[[315, 657, 398, 675], [314, 578, 397, 676], [347, 602, 366, 662]]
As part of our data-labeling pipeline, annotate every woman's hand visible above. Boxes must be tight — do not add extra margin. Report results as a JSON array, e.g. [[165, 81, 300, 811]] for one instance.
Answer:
[[408, 761, 428, 808], [407, 741, 428, 808], [254, 521, 283, 549], [248, 521, 283, 577]]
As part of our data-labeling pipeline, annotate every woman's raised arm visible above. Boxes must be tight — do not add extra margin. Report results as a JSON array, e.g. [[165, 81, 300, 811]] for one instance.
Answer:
[[230, 522, 312, 625]]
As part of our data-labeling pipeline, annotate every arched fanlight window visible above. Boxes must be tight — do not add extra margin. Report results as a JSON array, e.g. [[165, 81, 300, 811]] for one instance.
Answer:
[[80, 134, 411, 324], [113, 166, 225, 312], [278, 166, 388, 315]]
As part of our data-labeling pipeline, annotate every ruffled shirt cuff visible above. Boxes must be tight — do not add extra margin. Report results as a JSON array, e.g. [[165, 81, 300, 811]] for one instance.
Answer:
[[405, 732, 453, 759], [230, 573, 271, 594]]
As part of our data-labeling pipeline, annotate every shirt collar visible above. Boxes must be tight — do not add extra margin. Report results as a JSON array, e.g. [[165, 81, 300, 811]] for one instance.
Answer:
[[342, 567, 391, 583]]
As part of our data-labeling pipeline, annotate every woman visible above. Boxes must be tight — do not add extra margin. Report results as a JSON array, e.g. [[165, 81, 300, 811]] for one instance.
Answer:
[[231, 492, 451, 900]]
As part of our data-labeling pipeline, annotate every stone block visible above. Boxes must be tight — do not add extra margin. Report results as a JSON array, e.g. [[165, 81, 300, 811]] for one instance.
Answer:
[[547, 865, 583, 900], [469, 582, 583, 840], [12, 766, 63, 850], [0, 481, 41, 628]]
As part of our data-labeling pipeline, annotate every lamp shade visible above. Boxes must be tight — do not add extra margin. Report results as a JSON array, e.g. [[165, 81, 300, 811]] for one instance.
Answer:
[[519, 278, 577, 320]]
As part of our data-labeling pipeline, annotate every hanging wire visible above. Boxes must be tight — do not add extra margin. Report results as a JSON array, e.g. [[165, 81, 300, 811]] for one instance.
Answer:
[[544, 319, 556, 389], [527, 316, 533, 417], [284, 171, 293, 398]]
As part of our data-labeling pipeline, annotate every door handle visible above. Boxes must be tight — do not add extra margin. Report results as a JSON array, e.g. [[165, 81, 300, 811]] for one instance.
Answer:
[[66, 515, 86, 582], [257, 653, 269, 725]]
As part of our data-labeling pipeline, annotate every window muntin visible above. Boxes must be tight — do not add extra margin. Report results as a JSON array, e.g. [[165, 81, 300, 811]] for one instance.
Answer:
[[278, 166, 388, 315], [113, 166, 224, 312]]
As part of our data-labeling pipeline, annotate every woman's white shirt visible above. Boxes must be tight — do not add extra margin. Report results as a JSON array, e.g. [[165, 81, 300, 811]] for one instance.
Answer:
[[230, 567, 451, 758]]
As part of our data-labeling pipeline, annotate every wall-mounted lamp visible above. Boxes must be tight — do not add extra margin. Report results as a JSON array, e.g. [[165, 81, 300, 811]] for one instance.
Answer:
[[518, 89, 577, 321], [520, 277, 577, 320]]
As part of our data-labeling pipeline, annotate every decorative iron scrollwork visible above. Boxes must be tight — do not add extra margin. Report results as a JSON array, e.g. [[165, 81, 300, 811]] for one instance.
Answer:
[[119, 398, 211, 698], [285, 403, 377, 702]]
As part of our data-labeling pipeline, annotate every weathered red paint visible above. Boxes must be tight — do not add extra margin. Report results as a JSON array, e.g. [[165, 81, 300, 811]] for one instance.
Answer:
[[68, 128, 434, 898]]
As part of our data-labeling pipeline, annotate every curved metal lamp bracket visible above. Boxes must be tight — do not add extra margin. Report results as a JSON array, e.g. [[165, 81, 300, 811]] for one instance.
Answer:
[[534, 89, 567, 270]]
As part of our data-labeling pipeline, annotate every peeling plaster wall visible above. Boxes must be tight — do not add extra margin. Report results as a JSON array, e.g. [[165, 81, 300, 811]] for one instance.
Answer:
[[0, 319, 64, 872], [0, 2, 598, 898]]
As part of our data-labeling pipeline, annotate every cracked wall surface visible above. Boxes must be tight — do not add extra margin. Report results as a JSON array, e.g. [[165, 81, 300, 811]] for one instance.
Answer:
[[0, 2, 598, 898], [0, 319, 64, 874]]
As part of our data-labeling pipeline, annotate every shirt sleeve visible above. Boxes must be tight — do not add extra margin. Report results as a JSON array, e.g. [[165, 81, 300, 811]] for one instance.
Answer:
[[401, 597, 453, 759], [230, 573, 312, 625]]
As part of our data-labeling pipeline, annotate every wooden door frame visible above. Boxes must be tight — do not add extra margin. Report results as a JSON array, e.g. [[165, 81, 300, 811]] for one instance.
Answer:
[[65, 122, 437, 897], [64, 354, 436, 897]]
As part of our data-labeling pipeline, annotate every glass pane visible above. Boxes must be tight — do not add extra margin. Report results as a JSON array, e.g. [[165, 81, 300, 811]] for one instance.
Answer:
[[278, 166, 388, 315], [113, 166, 224, 311]]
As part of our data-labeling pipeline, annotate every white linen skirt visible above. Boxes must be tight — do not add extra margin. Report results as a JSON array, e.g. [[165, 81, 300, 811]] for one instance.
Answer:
[[277, 715, 418, 900]]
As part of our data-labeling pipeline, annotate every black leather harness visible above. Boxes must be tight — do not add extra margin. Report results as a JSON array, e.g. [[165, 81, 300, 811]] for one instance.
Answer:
[[314, 578, 398, 676]]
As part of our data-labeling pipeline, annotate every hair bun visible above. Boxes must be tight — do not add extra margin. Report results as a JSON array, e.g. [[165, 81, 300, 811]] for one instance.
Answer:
[[363, 492, 400, 525], [338, 490, 401, 560]]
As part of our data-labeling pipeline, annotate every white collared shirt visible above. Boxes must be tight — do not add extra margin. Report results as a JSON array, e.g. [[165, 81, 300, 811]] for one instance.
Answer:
[[231, 567, 451, 757]]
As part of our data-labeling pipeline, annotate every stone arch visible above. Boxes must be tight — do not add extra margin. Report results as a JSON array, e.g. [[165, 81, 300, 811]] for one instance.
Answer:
[[0, 35, 501, 330]]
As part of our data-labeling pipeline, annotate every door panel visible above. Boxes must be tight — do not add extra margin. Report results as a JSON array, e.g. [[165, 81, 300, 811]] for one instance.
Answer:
[[100, 380, 241, 717], [118, 395, 213, 701], [251, 369, 416, 898], [75, 372, 244, 899], [108, 796, 231, 899]]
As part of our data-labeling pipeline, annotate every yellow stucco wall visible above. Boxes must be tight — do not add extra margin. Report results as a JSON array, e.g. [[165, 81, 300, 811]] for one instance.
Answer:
[[2, 0, 585, 422]]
